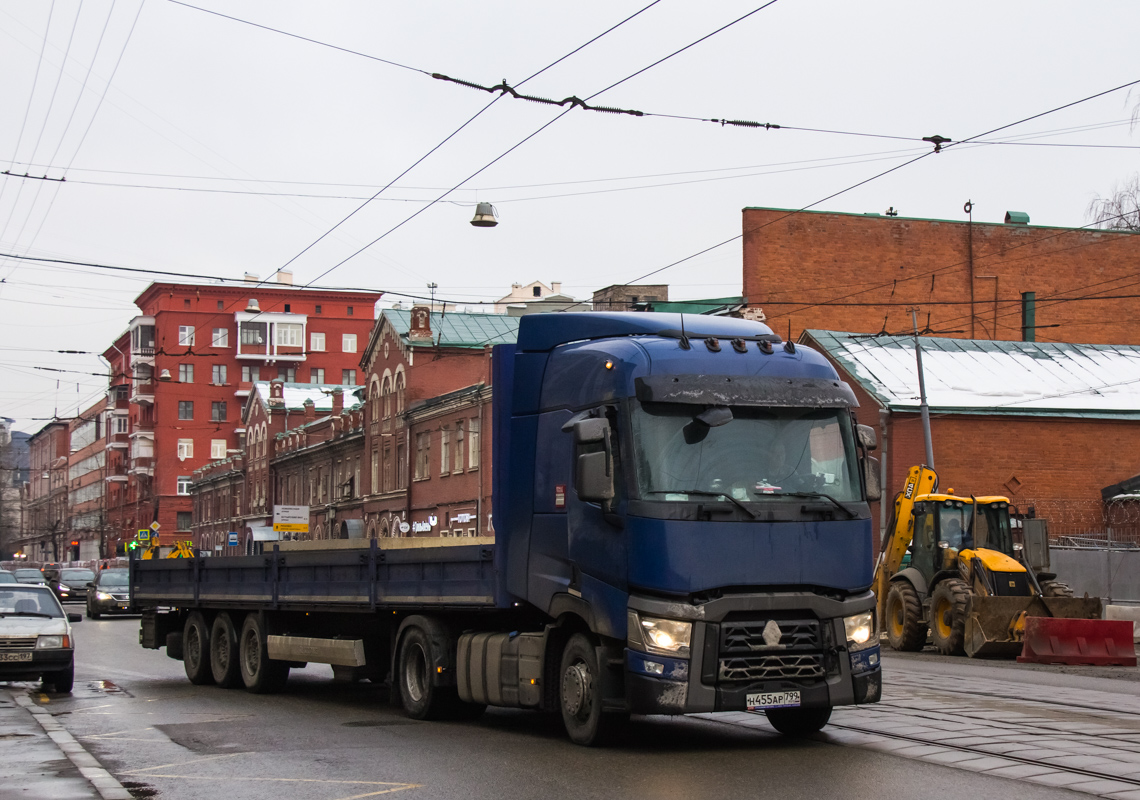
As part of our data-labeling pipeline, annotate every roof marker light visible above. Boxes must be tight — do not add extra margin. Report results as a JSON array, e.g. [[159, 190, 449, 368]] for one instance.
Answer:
[[604, 360, 614, 370]]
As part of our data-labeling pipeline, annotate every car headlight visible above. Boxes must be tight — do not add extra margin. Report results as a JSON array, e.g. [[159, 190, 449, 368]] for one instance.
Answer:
[[844, 612, 875, 652], [36, 635, 70, 649], [96, 591, 113, 601], [58, 584, 68, 592], [628, 612, 691, 657]]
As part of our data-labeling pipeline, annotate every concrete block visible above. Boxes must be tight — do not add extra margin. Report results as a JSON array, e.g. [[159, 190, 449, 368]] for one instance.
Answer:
[[1106, 605, 1140, 642]]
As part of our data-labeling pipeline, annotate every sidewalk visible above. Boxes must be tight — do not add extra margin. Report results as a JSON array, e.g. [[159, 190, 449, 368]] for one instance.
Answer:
[[0, 687, 131, 800]]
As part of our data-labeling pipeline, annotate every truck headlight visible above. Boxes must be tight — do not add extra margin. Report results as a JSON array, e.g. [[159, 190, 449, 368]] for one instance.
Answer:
[[36, 635, 70, 649], [629, 613, 691, 657], [844, 612, 875, 652]]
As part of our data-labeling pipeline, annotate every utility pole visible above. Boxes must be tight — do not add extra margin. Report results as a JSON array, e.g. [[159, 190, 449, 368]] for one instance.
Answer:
[[910, 308, 935, 469]]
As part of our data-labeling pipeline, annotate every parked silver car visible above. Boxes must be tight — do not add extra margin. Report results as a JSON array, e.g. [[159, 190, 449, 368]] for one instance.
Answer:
[[0, 584, 81, 692]]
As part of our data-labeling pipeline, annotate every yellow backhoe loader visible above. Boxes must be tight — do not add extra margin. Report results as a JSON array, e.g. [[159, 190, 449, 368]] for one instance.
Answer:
[[875, 465, 1103, 658], [139, 538, 195, 560]]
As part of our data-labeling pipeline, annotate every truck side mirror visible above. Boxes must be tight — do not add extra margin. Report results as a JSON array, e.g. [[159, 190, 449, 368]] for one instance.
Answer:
[[857, 424, 877, 451], [572, 418, 615, 503], [863, 456, 881, 502]]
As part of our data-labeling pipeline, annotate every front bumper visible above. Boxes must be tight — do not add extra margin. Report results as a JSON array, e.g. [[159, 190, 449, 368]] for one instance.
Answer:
[[90, 594, 133, 614], [624, 590, 882, 714], [0, 649, 73, 681]]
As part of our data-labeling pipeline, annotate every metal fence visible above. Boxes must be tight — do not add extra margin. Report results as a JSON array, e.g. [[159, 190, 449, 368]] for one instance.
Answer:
[[1015, 497, 1140, 548]]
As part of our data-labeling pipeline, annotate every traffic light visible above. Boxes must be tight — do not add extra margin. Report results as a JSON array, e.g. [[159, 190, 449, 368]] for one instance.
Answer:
[[127, 540, 139, 551]]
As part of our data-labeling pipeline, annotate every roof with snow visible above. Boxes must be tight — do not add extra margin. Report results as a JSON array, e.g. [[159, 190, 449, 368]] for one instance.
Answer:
[[803, 331, 1140, 420], [249, 382, 364, 413], [382, 309, 519, 348]]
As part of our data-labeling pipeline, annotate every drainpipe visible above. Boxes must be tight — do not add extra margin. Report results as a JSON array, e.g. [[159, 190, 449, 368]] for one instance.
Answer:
[[910, 309, 935, 469], [878, 407, 890, 545]]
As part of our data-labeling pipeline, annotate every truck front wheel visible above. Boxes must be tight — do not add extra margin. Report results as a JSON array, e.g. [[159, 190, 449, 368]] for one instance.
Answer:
[[559, 633, 623, 746], [183, 612, 214, 685]]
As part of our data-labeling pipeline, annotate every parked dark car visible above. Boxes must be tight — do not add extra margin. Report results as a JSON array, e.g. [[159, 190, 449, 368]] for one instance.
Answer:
[[85, 569, 131, 618], [13, 569, 46, 585], [53, 569, 95, 603], [0, 584, 80, 692], [0, 571, 16, 584]]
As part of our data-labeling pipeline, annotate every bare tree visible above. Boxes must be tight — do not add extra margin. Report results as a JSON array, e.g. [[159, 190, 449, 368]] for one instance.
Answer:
[[1086, 92, 1140, 231]]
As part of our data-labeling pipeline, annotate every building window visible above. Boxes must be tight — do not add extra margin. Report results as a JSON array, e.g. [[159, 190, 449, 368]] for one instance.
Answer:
[[315, 304, 322, 314], [177, 476, 192, 495], [184, 298, 191, 308], [397, 441, 406, 489], [371, 449, 379, 493], [414, 432, 430, 480], [113, 416, 128, 435], [440, 427, 451, 474], [454, 421, 464, 473], [311, 368, 325, 384], [212, 327, 229, 347], [178, 401, 194, 420], [210, 439, 227, 459], [311, 332, 326, 351], [276, 323, 303, 347], [343, 333, 357, 353], [396, 373, 405, 413], [178, 325, 195, 346], [342, 369, 356, 385], [347, 306, 354, 316], [242, 366, 260, 383], [283, 367, 296, 382], [179, 364, 194, 383], [217, 300, 224, 311], [177, 438, 194, 459], [284, 303, 291, 313], [176, 511, 192, 531], [212, 364, 227, 385], [211, 401, 227, 422], [240, 322, 267, 346], [469, 417, 480, 469]]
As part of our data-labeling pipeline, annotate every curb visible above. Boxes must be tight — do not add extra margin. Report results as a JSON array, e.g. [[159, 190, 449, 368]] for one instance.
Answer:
[[13, 694, 133, 800]]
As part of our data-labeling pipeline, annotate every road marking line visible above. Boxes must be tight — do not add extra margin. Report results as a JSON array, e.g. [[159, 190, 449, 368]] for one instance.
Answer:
[[125, 774, 421, 791], [118, 752, 243, 774], [333, 787, 422, 799]]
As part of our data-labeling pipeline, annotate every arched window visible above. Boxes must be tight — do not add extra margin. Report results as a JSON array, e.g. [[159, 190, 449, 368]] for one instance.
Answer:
[[382, 377, 392, 419], [395, 371, 405, 414]]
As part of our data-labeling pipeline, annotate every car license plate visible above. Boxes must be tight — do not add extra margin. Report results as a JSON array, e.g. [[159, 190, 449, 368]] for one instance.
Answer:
[[119, 603, 129, 609], [746, 691, 800, 710], [0, 652, 32, 662]]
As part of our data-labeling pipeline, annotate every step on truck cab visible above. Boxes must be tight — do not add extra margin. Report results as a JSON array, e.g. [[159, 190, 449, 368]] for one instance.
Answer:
[[134, 312, 883, 746]]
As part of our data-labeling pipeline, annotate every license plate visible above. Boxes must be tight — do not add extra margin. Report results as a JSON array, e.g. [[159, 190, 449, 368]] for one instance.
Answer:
[[0, 652, 32, 662], [747, 691, 800, 710], [119, 604, 129, 609]]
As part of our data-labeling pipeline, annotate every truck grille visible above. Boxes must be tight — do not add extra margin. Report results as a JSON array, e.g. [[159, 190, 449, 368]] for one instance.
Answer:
[[0, 636, 37, 651], [721, 619, 821, 653], [719, 653, 826, 681]]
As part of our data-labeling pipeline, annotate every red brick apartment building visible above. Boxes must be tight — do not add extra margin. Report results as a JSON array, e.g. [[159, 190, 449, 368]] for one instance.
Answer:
[[67, 399, 109, 560], [17, 419, 71, 561], [742, 207, 1140, 345], [190, 308, 517, 552], [101, 277, 381, 552]]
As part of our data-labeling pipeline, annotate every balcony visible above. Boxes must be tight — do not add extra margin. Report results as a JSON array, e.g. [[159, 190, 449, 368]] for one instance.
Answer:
[[129, 380, 154, 405], [129, 418, 154, 438], [129, 456, 154, 477], [107, 432, 129, 450], [105, 459, 128, 482], [129, 316, 156, 364]]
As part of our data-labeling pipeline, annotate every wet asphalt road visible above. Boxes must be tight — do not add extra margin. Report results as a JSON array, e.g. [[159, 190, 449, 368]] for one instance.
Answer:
[[6, 612, 1098, 800]]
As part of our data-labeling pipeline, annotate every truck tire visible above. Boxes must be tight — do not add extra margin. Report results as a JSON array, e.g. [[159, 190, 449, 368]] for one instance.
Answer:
[[210, 612, 242, 688], [183, 612, 215, 685], [239, 614, 289, 694], [930, 579, 970, 656], [45, 664, 74, 694], [1041, 580, 1074, 598], [766, 706, 831, 736], [885, 582, 926, 652], [559, 633, 622, 747], [398, 625, 448, 720]]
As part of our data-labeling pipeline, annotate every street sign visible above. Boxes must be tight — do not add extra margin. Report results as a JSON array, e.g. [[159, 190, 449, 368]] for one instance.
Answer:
[[138, 529, 150, 542], [150, 521, 161, 531], [228, 531, 238, 546], [273, 505, 310, 533]]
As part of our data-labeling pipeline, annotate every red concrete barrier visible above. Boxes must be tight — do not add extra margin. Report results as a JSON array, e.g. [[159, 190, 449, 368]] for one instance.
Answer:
[[1017, 617, 1137, 666]]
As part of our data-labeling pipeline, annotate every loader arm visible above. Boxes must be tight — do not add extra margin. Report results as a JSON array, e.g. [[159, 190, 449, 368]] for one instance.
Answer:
[[874, 465, 938, 624]]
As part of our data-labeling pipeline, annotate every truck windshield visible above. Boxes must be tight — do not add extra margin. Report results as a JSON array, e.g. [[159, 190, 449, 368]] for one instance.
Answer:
[[630, 403, 861, 503]]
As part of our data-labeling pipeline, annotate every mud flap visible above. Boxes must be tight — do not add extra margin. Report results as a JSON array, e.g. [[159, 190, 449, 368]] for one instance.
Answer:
[[964, 596, 1104, 658]]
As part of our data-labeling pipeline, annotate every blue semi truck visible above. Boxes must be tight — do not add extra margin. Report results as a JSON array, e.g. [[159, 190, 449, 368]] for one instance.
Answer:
[[134, 312, 882, 745]]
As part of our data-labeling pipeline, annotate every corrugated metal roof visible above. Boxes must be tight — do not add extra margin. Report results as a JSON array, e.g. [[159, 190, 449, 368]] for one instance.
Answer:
[[804, 330, 1140, 419], [383, 309, 519, 348]]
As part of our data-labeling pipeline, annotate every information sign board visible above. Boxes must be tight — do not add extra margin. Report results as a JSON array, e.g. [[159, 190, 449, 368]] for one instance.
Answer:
[[273, 505, 310, 533]]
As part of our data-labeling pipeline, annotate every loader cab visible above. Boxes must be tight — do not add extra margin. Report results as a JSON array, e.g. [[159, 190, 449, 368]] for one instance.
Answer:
[[972, 498, 1015, 557], [909, 495, 972, 582]]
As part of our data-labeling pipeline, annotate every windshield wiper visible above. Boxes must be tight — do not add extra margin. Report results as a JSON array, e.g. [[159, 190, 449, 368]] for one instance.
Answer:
[[757, 491, 858, 519], [0, 611, 56, 618], [650, 489, 758, 520]]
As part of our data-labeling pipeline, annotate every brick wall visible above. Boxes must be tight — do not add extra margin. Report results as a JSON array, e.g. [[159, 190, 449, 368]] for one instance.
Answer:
[[743, 208, 1140, 345]]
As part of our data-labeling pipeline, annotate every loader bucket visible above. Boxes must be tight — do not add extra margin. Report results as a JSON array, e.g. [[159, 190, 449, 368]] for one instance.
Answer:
[[1017, 617, 1137, 666], [963, 596, 1043, 658]]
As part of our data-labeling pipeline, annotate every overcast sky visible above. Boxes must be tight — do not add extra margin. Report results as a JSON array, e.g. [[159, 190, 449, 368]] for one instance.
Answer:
[[1, 0, 1138, 432]]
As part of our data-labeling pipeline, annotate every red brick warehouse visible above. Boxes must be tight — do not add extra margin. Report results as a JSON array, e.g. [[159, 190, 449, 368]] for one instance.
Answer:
[[741, 207, 1140, 344]]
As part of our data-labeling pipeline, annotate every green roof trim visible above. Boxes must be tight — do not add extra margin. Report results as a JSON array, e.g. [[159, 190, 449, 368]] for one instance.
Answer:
[[636, 296, 744, 315]]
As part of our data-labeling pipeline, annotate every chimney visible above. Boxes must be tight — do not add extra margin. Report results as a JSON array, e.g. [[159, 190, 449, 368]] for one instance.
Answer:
[[331, 388, 344, 415], [551, 282, 562, 294], [407, 306, 433, 342], [303, 398, 315, 421], [276, 269, 293, 285], [1004, 211, 1030, 225], [244, 272, 259, 283]]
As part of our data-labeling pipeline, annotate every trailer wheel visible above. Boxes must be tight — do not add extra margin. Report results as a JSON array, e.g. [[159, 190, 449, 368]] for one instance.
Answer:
[[210, 612, 242, 688], [930, 579, 970, 656], [766, 706, 831, 736], [885, 582, 926, 651], [398, 626, 446, 720], [183, 612, 214, 685], [239, 614, 289, 694], [1041, 580, 1074, 598], [559, 633, 621, 746]]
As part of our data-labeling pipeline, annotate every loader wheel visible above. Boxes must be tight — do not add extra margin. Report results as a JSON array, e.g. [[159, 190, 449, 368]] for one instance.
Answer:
[[885, 582, 926, 651], [1040, 580, 1074, 598], [930, 579, 970, 656]]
